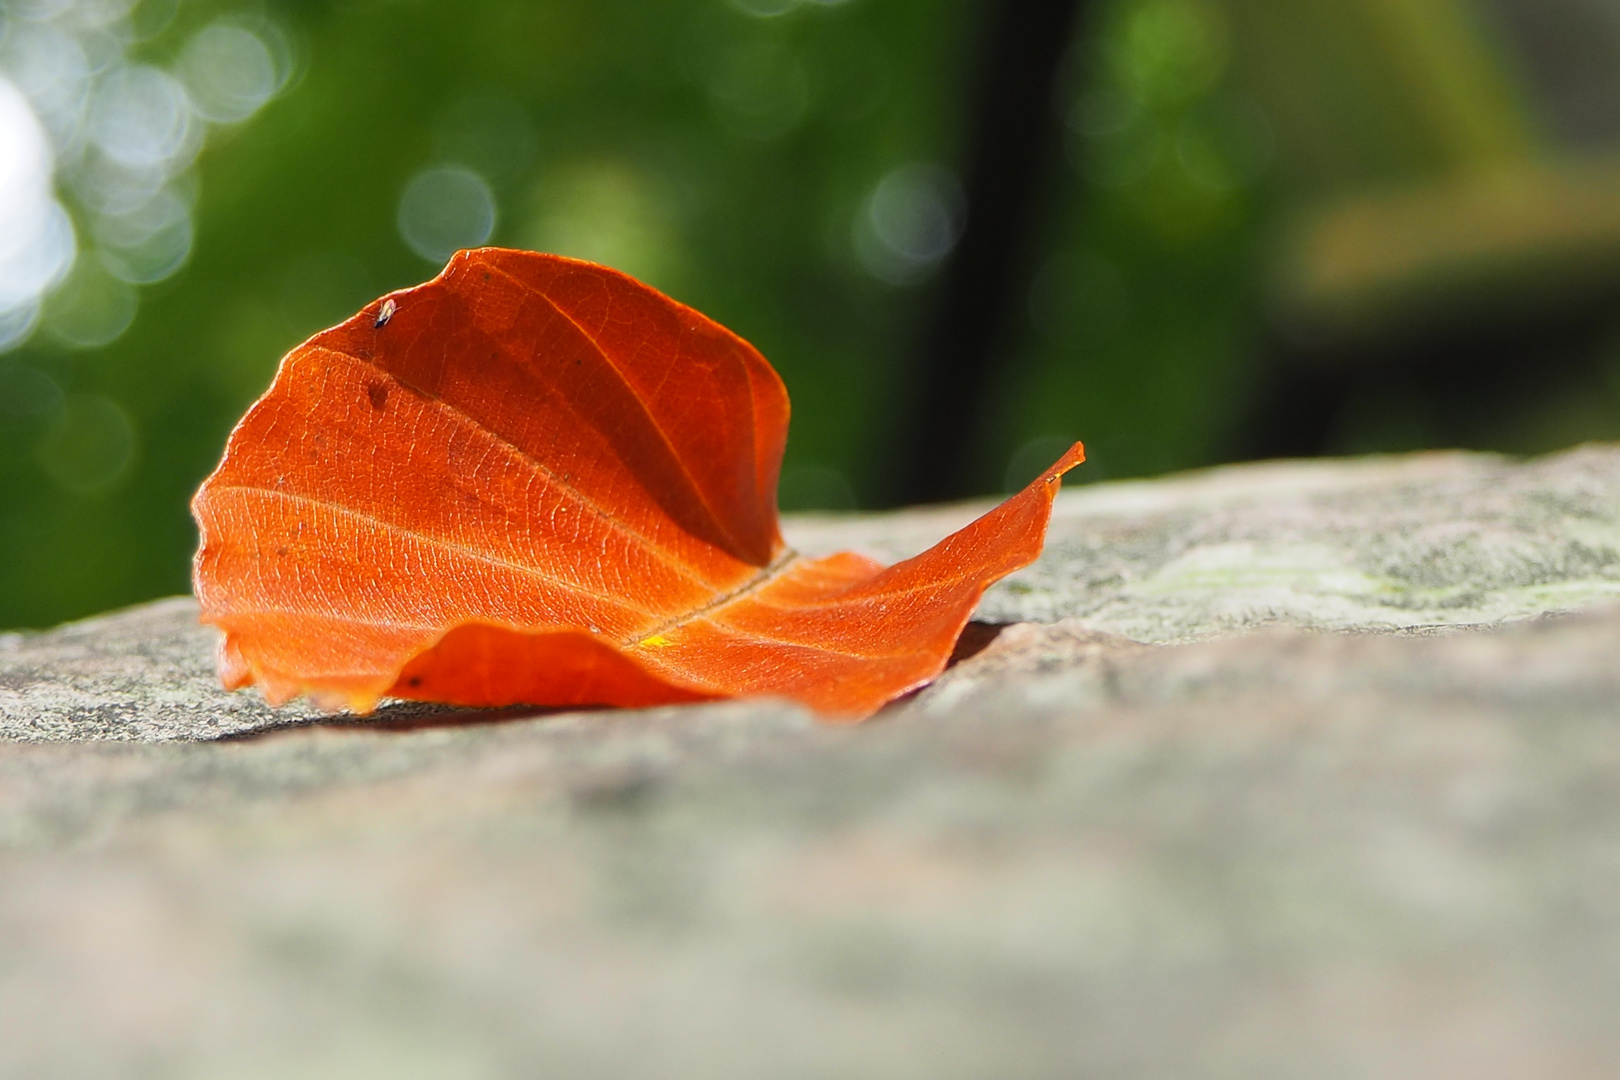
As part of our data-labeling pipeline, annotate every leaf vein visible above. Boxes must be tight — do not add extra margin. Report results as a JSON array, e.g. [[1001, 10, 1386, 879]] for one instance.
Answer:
[[483, 260, 756, 563], [320, 345, 727, 590], [211, 486, 664, 620]]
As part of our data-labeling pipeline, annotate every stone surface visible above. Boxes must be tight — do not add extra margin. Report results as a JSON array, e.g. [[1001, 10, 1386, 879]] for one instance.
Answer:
[[2, 447, 1620, 1078], [796, 443, 1620, 640]]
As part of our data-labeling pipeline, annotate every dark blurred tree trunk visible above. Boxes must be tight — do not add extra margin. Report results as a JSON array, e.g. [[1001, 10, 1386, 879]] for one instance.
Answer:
[[884, 0, 1088, 507]]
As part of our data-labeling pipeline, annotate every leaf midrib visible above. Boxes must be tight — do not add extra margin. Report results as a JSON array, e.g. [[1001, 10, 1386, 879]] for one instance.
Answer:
[[484, 260, 759, 566]]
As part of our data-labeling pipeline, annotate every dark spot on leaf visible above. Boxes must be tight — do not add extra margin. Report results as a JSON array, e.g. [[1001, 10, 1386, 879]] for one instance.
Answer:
[[406, 675, 422, 688], [367, 382, 389, 411], [275, 546, 288, 557]]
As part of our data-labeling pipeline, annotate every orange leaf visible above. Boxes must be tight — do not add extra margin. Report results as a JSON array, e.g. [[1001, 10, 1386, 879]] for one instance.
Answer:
[[192, 249, 1084, 719]]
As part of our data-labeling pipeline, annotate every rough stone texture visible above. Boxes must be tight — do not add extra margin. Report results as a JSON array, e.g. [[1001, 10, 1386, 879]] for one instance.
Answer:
[[795, 444, 1620, 640], [3, 446, 1620, 1078]]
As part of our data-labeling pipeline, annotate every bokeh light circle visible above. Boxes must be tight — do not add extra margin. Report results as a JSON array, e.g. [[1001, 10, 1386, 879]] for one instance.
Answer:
[[42, 258, 136, 349], [1, 25, 91, 151], [0, 364, 62, 416], [397, 165, 496, 264], [94, 186, 193, 283], [179, 23, 279, 124], [0, 2, 290, 353], [36, 393, 136, 495], [854, 163, 965, 285], [88, 63, 194, 169]]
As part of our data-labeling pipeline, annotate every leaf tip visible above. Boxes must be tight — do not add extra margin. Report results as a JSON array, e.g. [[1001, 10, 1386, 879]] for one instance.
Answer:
[[1033, 440, 1086, 490]]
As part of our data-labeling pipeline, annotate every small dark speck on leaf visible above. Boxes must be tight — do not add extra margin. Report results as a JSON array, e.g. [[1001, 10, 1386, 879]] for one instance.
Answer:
[[406, 676, 422, 688], [275, 546, 288, 557], [374, 298, 397, 328], [367, 382, 389, 411]]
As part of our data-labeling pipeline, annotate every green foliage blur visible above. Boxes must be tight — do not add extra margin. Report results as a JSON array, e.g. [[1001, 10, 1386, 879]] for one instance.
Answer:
[[3, 0, 1620, 629]]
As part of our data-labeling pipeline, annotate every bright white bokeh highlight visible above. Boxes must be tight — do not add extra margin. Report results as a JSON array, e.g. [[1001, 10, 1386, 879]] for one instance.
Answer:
[[1, 24, 91, 151], [0, 4, 290, 355], [398, 165, 497, 264], [0, 74, 74, 340]]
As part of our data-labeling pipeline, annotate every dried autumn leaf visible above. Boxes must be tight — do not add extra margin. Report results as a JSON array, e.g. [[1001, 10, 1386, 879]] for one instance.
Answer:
[[192, 249, 1084, 719]]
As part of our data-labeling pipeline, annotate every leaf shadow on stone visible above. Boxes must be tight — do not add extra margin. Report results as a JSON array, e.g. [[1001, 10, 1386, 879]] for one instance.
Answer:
[[210, 699, 583, 741]]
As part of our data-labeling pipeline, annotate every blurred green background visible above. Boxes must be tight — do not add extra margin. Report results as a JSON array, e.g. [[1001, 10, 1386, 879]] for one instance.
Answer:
[[2, 0, 1620, 628]]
